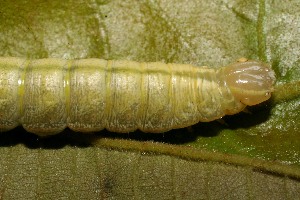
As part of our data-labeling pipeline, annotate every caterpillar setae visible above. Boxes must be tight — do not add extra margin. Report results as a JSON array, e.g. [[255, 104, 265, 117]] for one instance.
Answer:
[[0, 57, 275, 136]]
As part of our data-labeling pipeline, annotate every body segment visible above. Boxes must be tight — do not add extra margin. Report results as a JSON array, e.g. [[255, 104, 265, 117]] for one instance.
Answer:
[[0, 57, 275, 136]]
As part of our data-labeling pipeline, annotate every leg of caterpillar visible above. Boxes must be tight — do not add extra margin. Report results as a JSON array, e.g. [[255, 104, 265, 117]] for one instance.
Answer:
[[0, 57, 274, 136]]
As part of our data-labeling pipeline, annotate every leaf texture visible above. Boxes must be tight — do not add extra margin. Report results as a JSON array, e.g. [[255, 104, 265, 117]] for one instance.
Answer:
[[0, 0, 299, 199]]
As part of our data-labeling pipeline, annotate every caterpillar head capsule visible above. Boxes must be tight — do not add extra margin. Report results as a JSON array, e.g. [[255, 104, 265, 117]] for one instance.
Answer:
[[223, 60, 276, 106]]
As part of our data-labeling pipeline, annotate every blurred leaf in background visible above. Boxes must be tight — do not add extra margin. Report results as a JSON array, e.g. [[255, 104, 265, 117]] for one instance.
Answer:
[[0, 0, 299, 199]]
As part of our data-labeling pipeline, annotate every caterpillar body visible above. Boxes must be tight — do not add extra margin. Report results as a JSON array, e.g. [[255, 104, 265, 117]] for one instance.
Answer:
[[0, 57, 275, 136]]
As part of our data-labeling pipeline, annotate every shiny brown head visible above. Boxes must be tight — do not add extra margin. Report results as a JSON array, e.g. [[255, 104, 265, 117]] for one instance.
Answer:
[[224, 60, 276, 106]]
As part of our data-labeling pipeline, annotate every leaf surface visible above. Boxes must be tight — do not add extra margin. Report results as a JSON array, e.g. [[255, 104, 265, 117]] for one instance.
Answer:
[[0, 0, 299, 199]]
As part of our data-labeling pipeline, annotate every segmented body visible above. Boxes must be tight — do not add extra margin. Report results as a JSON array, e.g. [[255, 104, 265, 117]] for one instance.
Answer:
[[0, 57, 275, 136]]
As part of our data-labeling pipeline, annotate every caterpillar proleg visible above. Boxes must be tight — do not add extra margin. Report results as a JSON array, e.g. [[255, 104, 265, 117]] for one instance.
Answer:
[[0, 57, 275, 136]]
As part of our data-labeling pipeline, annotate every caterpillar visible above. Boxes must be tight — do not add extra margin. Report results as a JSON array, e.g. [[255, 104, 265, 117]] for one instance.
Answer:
[[0, 57, 275, 136]]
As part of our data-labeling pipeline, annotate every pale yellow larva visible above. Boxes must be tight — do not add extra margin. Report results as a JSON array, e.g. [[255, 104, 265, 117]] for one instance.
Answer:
[[0, 57, 275, 136]]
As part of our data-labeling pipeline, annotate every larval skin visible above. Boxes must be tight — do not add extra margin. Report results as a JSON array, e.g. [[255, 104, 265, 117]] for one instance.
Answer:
[[0, 57, 272, 136]]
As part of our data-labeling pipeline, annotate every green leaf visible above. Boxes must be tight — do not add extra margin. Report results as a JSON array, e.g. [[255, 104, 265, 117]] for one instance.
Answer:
[[0, 0, 299, 199]]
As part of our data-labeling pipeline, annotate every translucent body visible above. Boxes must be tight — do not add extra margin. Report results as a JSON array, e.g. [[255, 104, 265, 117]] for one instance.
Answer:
[[0, 57, 275, 136]]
